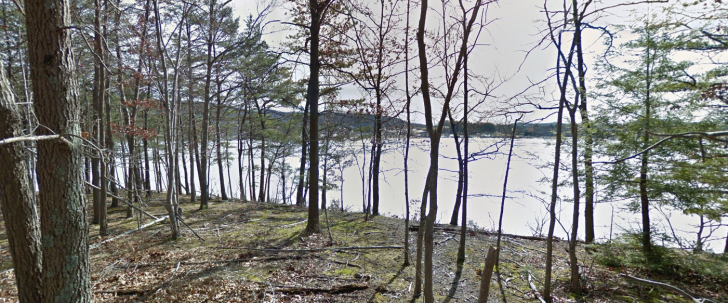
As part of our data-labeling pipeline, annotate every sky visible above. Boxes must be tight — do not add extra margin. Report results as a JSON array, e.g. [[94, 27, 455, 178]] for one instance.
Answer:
[[229, 0, 687, 125]]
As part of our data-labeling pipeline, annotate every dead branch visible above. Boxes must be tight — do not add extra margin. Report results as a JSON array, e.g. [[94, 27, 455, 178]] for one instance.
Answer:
[[330, 259, 362, 269], [273, 283, 369, 294], [409, 225, 564, 242], [213, 245, 403, 253], [619, 273, 719, 303], [276, 220, 308, 229], [85, 181, 159, 220], [94, 289, 146, 296], [90, 216, 168, 250], [528, 271, 547, 303], [597, 130, 728, 165], [0, 134, 69, 146], [437, 236, 457, 245], [113, 255, 307, 269]]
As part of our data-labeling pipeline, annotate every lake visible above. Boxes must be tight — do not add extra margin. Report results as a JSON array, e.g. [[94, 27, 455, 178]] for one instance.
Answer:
[[129, 137, 727, 252]]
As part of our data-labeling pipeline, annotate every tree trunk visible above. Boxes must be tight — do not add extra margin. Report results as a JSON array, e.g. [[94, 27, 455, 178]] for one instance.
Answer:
[[25, 0, 92, 299], [143, 111, 152, 196], [415, 0, 482, 300], [413, 172, 430, 297], [568, 107, 582, 294], [181, 146, 189, 195], [0, 62, 42, 303], [544, 39, 570, 302], [237, 99, 248, 200], [571, 0, 595, 244], [403, 0, 412, 266], [477, 247, 497, 303], [296, 99, 309, 206], [185, 19, 197, 203], [198, 0, 217, 209], [447, 111, 464, 227], [305, 0, 325, 235], [640, 38, 654, 255], [457, 52, 469, 263], [248, 125, 257, 201], [152, 0, 183, 239], [93, 0, 108, 236], [215, 78, 228, 200], [259, 138, 266, 202], [372, 93, 382, 216]]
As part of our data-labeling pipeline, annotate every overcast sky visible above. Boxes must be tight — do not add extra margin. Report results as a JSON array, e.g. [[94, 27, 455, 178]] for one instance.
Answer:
[[231, 0, 698, 124]]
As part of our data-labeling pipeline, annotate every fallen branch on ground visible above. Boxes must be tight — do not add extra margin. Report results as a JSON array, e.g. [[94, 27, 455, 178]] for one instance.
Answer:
[[620, 273, 719, 303], [528, 271, 547, 303], [330, 259, 362, 268], [95, 289, 147, 296], [212, 245, 403, 253], [276, 219, 308, 229], [273, 283, 369, 294], [113, 255, 307, 269], [90, 216, 168, 250]]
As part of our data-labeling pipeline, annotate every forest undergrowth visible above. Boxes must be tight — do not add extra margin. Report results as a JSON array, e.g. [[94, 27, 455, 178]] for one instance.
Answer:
[[0, 194, 726, 302]]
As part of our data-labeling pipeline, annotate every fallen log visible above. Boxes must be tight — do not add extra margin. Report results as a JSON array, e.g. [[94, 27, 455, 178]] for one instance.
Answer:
[[274, 283, 369, 294]]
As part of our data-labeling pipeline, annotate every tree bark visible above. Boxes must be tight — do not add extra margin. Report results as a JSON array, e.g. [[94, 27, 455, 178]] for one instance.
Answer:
[[214, 76, 228, 200], [544, 27, 573, 301], [415, 0, 482, 300], [25, 0, 92, 299], [305, 0, 328, 235], [568, 105, 582, 294], [571, 0, 595, 245], [185, 18, 197, 203], [198, 0, 217, 209], [152, 0, 182, 239], [477, 247, 497, 303], [372, 93, 382, 216], [93, 0, 108, 236], [403, 0, 412, 267], [296, 100, 309, 206], [447, 111, 464, 227], [0, 62, 42, 303], [457, 48, 469, 263], [640, 33, 654, 254]]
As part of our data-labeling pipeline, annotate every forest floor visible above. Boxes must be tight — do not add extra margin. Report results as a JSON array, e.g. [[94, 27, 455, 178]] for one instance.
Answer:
[[1, 193, 727, 302]]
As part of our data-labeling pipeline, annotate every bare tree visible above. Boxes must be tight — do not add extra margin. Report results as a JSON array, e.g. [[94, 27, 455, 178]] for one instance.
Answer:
[[414, 0, 484, 300]]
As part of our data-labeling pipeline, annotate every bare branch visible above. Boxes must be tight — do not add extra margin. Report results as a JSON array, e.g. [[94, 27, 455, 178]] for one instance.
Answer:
[[0, 134, 69, 146]]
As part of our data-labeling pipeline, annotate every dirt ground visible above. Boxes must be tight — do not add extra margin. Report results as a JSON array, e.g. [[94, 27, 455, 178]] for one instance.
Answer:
[[0, 194, 725, 302]]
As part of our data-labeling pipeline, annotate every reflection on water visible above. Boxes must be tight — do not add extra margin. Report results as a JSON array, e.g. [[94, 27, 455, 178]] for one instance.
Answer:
[[125, 137, 727, 252]]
